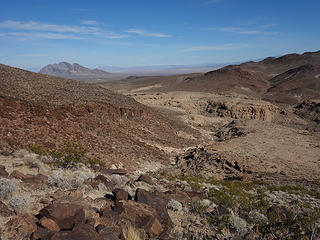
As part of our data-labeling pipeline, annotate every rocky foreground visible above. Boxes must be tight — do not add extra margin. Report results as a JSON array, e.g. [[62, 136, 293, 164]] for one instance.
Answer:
[[0, 148, 320, 240]]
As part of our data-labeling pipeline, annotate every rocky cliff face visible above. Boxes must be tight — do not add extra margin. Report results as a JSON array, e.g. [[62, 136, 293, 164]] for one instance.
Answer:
[[204, 100, 285, 123]]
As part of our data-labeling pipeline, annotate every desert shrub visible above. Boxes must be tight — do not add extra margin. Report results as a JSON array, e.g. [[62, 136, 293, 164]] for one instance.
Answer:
[[28, 144, 47, 156], [110, 174, 129, 188], [0, 178, 15, 200], [28, 141, 105, 168], [167, 199, 183, 211], [9, 196, 29, 210], [123, 225, 141, 240], [73, 169, 95, 189], [229, 214, 247, 235], [48, 170, 73, 189]]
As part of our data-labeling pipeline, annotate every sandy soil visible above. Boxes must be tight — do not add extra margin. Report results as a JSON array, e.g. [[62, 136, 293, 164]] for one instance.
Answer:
[[102, 85, 320, 182]]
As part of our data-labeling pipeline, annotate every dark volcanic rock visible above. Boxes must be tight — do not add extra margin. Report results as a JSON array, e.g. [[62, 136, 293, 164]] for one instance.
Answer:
[[0, 166, 8, 178], [0, 201, 14, 217], [214, 120, 246, 142], [135, 188, 172, 227], [112, 200, 163, 237], [39, 202, 85, 230], [112, 188, 131, 202], [137, 174, 154, 185], [5, 213, 38, 240], [176, 147, 252, 180], [31, 228, 50, 240], [96, 225, 119, 240]]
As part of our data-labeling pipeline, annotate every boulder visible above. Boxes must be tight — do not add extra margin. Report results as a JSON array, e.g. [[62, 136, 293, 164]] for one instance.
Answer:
[[9, 170, 25, 180], [0, 201, 14, 217], [112, 188, 130, 202], [9, 170, 48, 184], [44, 224, 104, 240], [24, 174, 48, 184], [86, 175, 114, 190], [40, 216, 60, 231], [5, 213, 38, 240], [95, 175, 113, 189], [31, 228, 50, 240], [137, 175, 154, 185], [39, 202, 85, 230], [96, 224, 119, 240], [111, 200, 163, 237], [135, 188, 172, 227], [45, 229, 102, 240], [0, 165, 9, 178]]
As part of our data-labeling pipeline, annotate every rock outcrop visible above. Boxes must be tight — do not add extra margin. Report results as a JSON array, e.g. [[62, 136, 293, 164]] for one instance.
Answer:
[[205, 100, 284, 122]]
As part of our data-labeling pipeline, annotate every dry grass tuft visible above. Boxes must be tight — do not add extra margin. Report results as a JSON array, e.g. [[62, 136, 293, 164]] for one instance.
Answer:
[[123, 225, 141, 240]]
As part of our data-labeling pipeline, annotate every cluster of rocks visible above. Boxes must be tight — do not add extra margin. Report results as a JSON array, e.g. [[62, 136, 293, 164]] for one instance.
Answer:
[[0, 151, 209, 240], [1, 149, 320, 239], [213, 120, 246, 142], [175, 147, 252, 181], [294, 100, 320, 124]]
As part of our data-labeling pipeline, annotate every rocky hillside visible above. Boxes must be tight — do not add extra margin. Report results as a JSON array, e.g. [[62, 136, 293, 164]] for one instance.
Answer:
[[1, 148, 320, 239], [168, 67, 268, 96], [264, 64, 320, 103], [39, 62, 111, 79], [236, 50, 320, 76], [0, 64, 198, 169]]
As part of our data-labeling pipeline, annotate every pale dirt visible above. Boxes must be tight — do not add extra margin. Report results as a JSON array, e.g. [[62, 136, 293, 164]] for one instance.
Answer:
[[107, 87, 320, 182]]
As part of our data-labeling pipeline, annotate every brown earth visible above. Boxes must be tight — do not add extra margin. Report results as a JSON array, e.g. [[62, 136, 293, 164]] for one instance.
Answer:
[[264, 64, 320, 103], [1, 50, 320, 239], [100, 50, 320, 104], [0, 64, 199, 170]]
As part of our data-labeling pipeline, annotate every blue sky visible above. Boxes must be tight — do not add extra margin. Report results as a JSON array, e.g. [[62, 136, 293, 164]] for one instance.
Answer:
[[0, 0, 319, 70]]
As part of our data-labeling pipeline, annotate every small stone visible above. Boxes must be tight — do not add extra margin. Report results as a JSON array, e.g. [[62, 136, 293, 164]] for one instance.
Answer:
[[0, 201, 15, 217], [137, 175, 154, 185], [40, 216, 60, 231], [0, 166, 9, 178]]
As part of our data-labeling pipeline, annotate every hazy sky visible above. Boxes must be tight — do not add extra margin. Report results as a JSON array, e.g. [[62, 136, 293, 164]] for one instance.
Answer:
[[0, 0, 319, 69]]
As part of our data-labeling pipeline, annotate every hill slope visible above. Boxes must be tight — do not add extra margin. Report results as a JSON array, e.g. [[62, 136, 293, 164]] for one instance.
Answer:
[[264, 64, 320, 103], [235, 50, 320, 77], [100, 50, 320, 103], [0, 64, 197, 168]]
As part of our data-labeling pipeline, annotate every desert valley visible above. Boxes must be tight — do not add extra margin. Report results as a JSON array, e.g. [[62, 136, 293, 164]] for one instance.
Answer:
[[0, 49, 319, 239]]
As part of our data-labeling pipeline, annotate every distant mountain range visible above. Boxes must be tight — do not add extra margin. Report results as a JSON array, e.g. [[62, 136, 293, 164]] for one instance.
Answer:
[[98, 63, 230, 75], [38, 62, 235, 79], [109, 50, 320, 104], [39, 62, 111, 79]]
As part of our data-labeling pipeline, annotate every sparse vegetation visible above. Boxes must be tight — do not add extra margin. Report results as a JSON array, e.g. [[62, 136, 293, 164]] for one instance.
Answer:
[[48, 170, 73, 189], [0, 178, 15, 200], [228, 213, 247, 235], [9, 196, 29, 210], [28, 141, 105, 168], [123, 225, 141, 240]]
